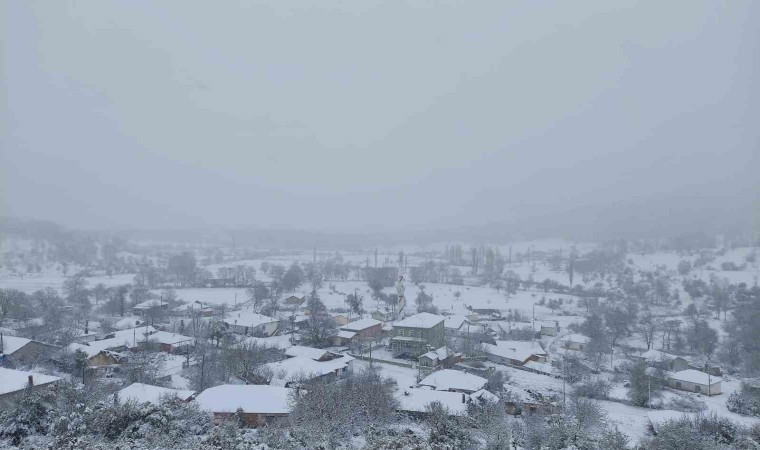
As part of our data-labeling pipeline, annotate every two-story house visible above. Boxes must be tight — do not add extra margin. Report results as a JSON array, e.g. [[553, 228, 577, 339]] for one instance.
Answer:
[[390, 312, 445, 358]]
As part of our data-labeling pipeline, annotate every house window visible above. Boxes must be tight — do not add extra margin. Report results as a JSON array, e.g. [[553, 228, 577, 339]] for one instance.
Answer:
[[695, 385, 701, 393], [579, 344, 584, 350], [676, 382, 682, 388]]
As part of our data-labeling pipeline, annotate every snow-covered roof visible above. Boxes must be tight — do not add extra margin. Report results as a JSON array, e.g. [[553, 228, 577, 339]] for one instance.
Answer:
[[285, 345, 330, 361], [145, 331, 193, 346], [337, 330, 356, 339], [670, 369, 723, 385], [117, 383, 195, 405], [0, 335, 32, 356], [420, 346, 451, 361], [264, 354, 354, 382], [341, 317, 382, 332], [396, 388, 470, 415], [418, 369, 487, 393], [561, 334, 590, 344], [0, 368, 60, 395], [113, 316, 143, 330], [238, 334, 294, 350], [172, 301, 212, 312], [471, 389, 500, 403], [223, 311, 279, 328], [65, 326, 157, 357], [443, 315, 469, 331], [195, 385, 292, 414], [133, 299, 165, 310], [393, 313, 445, 329], [483, 340, 546, 363]]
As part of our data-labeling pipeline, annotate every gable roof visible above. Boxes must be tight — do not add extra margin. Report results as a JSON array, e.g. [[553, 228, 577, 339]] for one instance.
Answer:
[[65, 326, 157, 357], [418, 369, 487, 392], [195, 385, 292, 414], [393, 313, 444, 329], [483, 340, 546, 363], [396, 388, 470, 415], [0, 368, 60, 395], [117, 383, 195, 405], [670, 369, 723, 385], [341, 317, 382, 332], [144, 331, 194, 346], [443, 315, 469, 331], [0, 335, 32, 356], [285, 345, 330, 361], [420, 346, 452, 361], [263, 354, 354, 382], [223, 311, 278, 328]]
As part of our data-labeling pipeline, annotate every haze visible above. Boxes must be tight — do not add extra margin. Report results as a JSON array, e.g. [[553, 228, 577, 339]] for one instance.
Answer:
[[2, 0, 758, 235]]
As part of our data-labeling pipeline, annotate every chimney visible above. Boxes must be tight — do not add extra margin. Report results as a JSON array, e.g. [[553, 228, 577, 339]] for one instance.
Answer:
[[28, 375, 34, 387]]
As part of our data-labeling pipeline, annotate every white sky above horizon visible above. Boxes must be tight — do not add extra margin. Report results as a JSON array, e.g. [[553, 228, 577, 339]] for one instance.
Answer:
[[2, 0, 758, 232]]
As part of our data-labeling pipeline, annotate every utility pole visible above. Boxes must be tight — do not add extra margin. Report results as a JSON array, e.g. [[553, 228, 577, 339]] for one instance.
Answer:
[[562, 353, 566, 408]]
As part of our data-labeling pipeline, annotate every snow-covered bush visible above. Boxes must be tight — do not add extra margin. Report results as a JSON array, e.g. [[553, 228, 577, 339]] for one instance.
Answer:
[[727, 387, 760, 417], [573, 378, 611, 400], [665, 395, 708, 413]]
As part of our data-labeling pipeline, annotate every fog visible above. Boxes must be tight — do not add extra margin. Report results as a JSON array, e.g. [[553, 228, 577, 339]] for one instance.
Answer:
[[3, 0, 758, 237]]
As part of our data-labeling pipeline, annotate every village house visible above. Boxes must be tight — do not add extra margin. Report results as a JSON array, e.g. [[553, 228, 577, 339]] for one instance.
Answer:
[[503, 387, 559, 416], [418, 369, 488, 394], [141, 331, 194, 353], [282, 295, 305, 308], [418, 347, 462, 369], [116, 382, 195, 405], [483, 340, 547, 367], [330, 313, 350, 326], [65, 325, 157, 367], [195, 385, 292, 427], [396, 388, 471, 417], [640, 350, 722, 376], [0, 368, 60, 406], [0, 334, 58, 364], [668, 369, 723, 396], [341, 317, 383, 340], [222, 311, 280, 337], [132, 299, 169, 317], [171, 301, 215, 317], [390, 313, 446, 358], [264, 346, 354, 386], [537, 321, 559, 336], [560, 334, 590, 351], [442, 315, 473, 336], [335, 330, 357, 346]]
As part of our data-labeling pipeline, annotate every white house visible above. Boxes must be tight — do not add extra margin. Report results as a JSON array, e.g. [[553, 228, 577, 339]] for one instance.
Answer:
[[418, 369, 487, 394], [483, 340, 547, 366], [561, 334, 591, 351], [222, 311, 280, 337], [668, 369, 723, 396]]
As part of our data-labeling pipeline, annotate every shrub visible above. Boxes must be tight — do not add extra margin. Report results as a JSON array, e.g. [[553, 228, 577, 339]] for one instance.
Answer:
[[573, 379, 611, 400]]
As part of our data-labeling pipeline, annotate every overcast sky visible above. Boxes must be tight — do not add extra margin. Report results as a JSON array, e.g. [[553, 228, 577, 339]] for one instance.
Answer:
[[2, 0, 758, 233]]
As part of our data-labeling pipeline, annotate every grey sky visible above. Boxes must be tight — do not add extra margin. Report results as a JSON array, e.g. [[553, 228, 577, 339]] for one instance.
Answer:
[[2, 0, 758, 233]]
